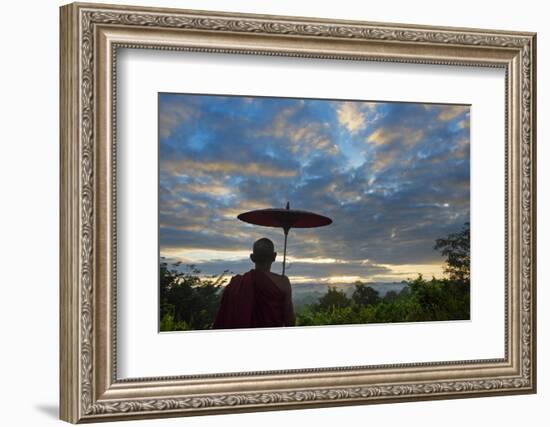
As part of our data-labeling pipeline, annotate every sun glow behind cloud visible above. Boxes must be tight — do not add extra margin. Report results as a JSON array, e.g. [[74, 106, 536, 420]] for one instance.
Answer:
[[159, 94, 470, 285]]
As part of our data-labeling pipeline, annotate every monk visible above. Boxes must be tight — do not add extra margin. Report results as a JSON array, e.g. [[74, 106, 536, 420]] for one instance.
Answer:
[[212, 238, 295, 329]]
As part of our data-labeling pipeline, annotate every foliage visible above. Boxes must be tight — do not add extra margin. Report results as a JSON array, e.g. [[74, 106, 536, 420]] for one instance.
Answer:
[[296, 223, 471, 327], [159, 261, 227, 331], [159, 222, 470, 330], [352, 283, 381, 306], [434, 222, 470, 282], [317, 286, 352, 311], [383, 290, 399, 304], [295, 276, 469, 326]]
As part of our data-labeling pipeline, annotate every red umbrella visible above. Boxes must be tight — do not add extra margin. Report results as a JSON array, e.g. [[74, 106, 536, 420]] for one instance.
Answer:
[[238, 202, 332, 275]]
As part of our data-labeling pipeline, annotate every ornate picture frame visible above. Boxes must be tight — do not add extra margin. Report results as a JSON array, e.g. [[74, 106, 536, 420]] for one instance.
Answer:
[[60, 2, 536, 423]]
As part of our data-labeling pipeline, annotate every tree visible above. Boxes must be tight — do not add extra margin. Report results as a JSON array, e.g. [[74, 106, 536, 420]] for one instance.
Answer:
[[383, 290, 399, 304], [317, 286, 351, 311], [159, 262, 227, 331], [399, 286, 411, 297], [295, 224, 471, 327], [352, 283, 380, 307], [434, 222, 470, 282]]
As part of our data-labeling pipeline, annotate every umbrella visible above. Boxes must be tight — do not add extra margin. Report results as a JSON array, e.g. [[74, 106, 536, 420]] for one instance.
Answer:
[[237, 202, 332, 275]]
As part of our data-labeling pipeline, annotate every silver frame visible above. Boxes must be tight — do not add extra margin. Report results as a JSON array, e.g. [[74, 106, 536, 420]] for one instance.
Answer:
[[60, 2, 536, 423]]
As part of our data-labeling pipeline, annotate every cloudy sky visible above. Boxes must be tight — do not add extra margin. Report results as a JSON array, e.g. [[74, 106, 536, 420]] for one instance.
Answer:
[[159, 93, 470, 285]]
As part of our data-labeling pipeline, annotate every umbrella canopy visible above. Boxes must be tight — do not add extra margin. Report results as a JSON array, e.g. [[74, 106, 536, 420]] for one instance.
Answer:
[[237, 202, 332, 275], [238, 204, 332, 231]]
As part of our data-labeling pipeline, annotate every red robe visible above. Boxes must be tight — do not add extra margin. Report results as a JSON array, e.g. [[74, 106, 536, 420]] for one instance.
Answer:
[[212, 269, 286, 329]]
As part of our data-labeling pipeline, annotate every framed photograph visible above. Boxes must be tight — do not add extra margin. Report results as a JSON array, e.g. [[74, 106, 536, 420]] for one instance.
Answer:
[[60, 2, 536, 423]]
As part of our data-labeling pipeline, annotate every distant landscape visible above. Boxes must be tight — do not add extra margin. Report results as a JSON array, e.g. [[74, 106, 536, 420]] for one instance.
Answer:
[[159, 223, 470, 331], [291, 281, 408, 312]]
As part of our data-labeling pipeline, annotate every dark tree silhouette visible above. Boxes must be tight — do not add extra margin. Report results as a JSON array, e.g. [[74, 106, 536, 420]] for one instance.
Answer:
[[352, 283, 381, 306], [383, 290, 399, 304], [434, 222, 470, 282], [296, 224, 471, 326], [159, 262, 227, 331], [317, 286, 351, 311]]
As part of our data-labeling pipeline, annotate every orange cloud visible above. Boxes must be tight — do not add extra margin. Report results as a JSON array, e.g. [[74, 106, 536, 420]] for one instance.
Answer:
[[163, 159, 297, 178], [437, 105, 468, 121], [367, 128, 424, 147], [337, 102, 373, 133]]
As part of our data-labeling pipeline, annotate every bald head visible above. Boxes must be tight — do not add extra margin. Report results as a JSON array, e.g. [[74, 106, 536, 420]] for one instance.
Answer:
[[251, 238, 277, 265]]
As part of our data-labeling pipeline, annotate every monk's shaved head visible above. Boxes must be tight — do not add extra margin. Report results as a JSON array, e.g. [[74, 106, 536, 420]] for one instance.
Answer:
[[252, 238, 276, 264]]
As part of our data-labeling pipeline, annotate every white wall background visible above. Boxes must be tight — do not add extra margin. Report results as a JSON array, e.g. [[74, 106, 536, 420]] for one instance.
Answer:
[[0, 0, 545, 426]]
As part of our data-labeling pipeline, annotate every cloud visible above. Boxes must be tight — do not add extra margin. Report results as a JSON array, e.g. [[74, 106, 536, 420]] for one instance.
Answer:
[[288, 123, 339, 155], [158, 95, 470, 281], [184, 182, 232, 196], [162, 158, 298, 178], [251, 102, 306, 141], [437, 105, 468, 121], [367, 128, 424, 147], [337, 102, 371, 133], [252, 102, 339, 157], [160, 252, 444, 284], [159, 101, 199, 139]]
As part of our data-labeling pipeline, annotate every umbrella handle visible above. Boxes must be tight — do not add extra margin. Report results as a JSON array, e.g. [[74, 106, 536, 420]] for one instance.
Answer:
[[282, 227, 289, 276]]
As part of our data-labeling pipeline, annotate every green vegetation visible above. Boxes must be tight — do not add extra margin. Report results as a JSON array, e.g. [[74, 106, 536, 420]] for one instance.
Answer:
[[295, 275, 469, 326], [296, 222, 470, 326], [159, 263, 226, 331], [159, 222, 470, 331]]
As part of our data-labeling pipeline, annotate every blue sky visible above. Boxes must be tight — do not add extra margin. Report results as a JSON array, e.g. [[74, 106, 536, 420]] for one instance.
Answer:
[[159, 93, 470, 284]]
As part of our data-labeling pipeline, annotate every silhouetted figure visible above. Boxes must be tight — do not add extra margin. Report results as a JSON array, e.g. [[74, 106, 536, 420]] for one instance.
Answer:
[[212, 238, 295, 329]]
